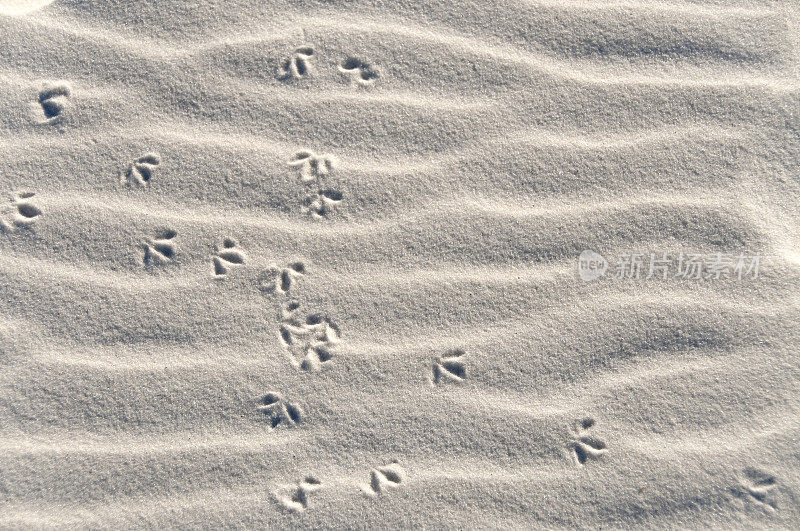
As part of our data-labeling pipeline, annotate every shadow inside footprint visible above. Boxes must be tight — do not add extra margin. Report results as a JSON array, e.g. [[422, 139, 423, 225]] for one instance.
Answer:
[[38, 82, 71, 120]]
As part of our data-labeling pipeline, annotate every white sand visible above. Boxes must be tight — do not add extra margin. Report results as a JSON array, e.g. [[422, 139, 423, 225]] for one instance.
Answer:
[[1, 0, 799, 528]]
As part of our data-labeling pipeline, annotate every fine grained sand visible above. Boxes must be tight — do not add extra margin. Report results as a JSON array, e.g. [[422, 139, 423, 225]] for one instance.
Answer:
[[1, 0, 799, 528]]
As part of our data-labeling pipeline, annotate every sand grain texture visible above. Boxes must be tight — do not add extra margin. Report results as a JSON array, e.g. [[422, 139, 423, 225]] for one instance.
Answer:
[[1, 0, 799, 528]]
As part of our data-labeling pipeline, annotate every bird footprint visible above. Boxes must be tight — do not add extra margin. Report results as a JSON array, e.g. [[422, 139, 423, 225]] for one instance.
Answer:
[[277, 46, 315, 80], [432, 349, 467, 384], [275, 476, 322, 512], [289, 150, 344, 219], [259, 261, 306, 295], [361, 461, 405, 497], [278, 300, 341, 372], [0, 192, 41, 232], [212, 237, 246, 278], [338, 57, 378, 86], [303, 189, 343, 219], [143, 229, 177, 266], [37, 81, 71, 122], [121, 153, 161, 187], [257, 392, 303, 428], [734, 468, 778, 511], [288, 150, 335, 183], [288, 151, 343, 219], [570, 418, 607, 466]]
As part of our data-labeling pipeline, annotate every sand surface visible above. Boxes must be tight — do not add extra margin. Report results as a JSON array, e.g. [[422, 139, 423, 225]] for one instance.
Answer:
[[1, 0, 799, 528]]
